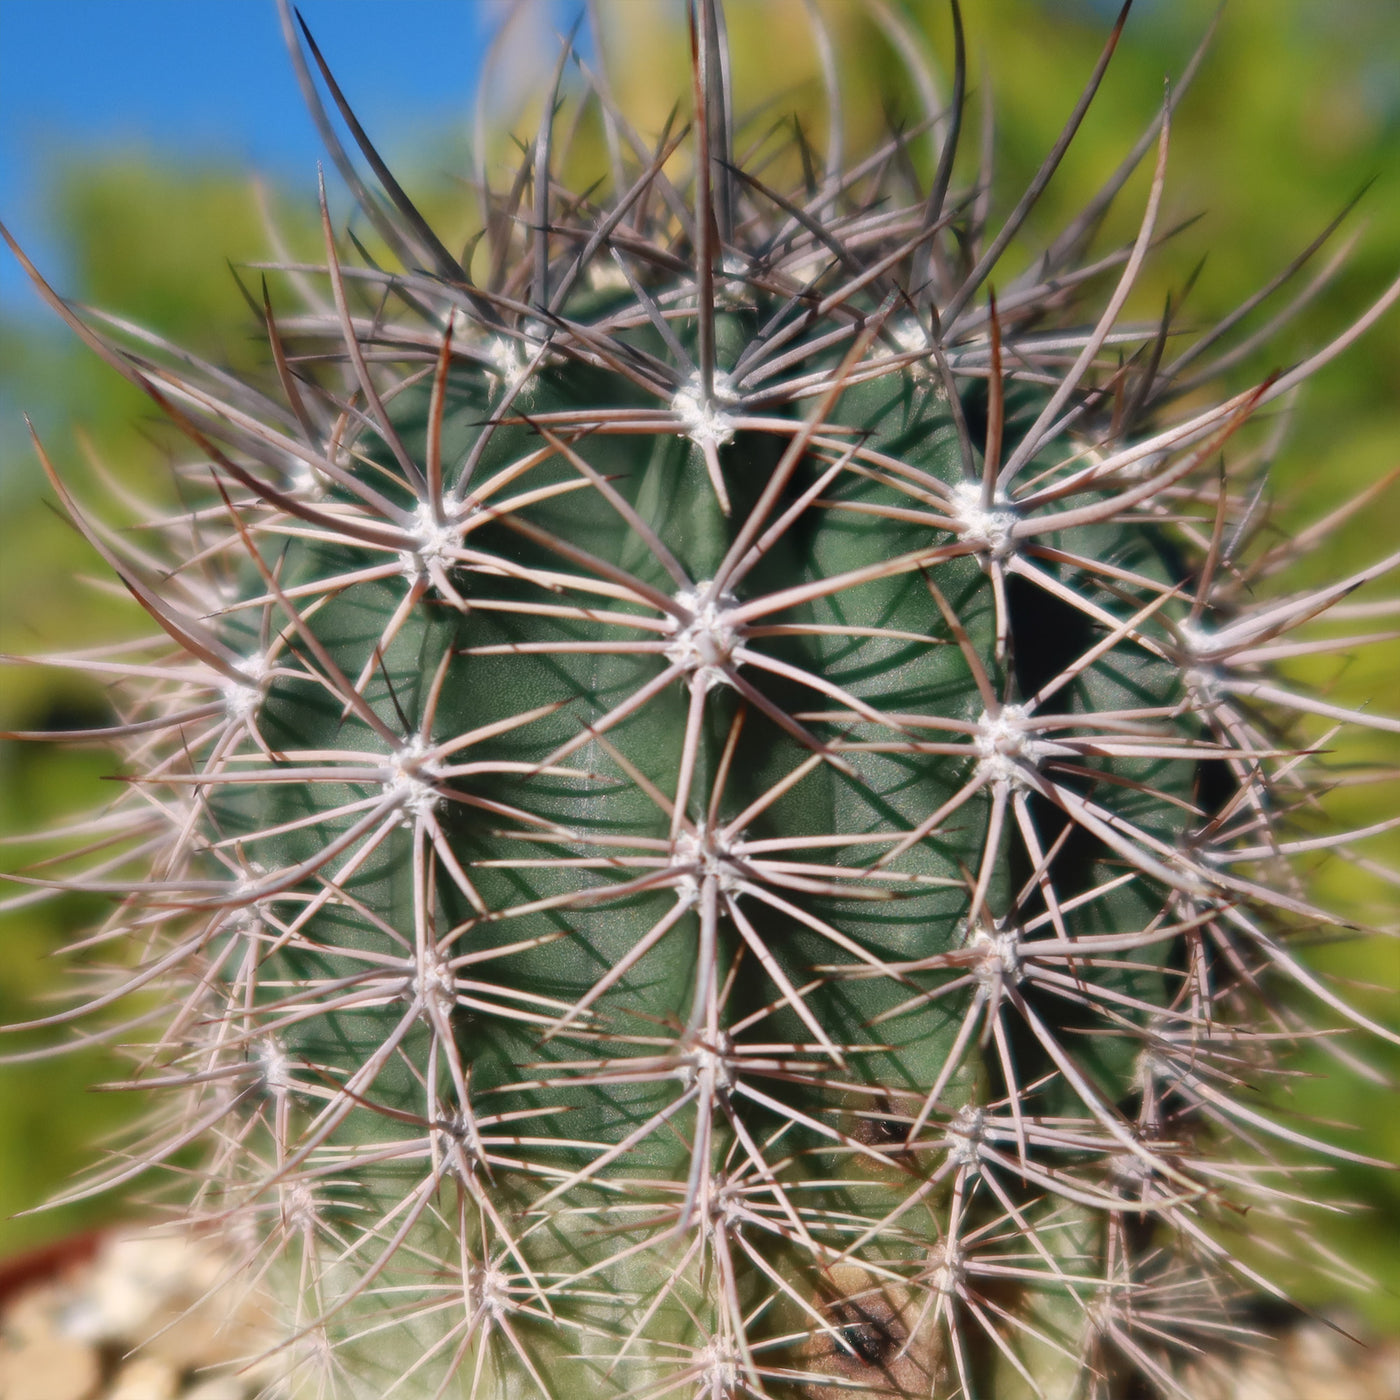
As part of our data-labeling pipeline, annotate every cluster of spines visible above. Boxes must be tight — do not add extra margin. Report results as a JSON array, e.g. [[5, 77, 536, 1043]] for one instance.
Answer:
[[2, 2, 1398, 1397]]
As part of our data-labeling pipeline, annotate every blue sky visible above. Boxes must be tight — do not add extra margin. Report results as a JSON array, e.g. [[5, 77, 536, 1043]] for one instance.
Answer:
[[5, 0, 1396, 326], [0, 0, 558, 316]]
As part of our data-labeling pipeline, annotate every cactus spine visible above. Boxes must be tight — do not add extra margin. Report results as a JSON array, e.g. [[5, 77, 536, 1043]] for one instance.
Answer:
[[4, 2, 1398, 1397]]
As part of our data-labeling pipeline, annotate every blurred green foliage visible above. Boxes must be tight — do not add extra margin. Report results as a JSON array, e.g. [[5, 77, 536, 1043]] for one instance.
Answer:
[[1, 0, 1395, 1331]]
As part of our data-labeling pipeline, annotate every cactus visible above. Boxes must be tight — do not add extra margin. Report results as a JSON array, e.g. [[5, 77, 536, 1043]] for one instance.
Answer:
[[3, 2, 1398, 1396]]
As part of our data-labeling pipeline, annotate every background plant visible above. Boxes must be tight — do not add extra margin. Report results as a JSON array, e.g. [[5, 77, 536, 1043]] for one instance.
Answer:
[[0, 0, 1394, 1383]]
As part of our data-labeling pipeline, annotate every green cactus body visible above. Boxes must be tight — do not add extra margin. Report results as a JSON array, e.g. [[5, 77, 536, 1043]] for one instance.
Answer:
[[4, 2, 1398, 1397]]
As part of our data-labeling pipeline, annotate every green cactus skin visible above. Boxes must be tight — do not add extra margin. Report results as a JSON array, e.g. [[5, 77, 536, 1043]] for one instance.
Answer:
[[4, 2, 1399, 1397]]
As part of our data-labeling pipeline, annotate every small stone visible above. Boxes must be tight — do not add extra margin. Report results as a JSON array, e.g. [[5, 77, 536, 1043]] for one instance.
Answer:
[[180, 1377, 249, 1400], [0, 1332, 100, 1400], [62, 1235, 197, 1344], [1188, 1320, 1400, 1400], [1, 1285, 65, 1347], [106, 1356, 178, 1400]]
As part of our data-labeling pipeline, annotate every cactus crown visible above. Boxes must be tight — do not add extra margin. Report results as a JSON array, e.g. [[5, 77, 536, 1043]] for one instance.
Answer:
[[4, 2, 1398, 1397]]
